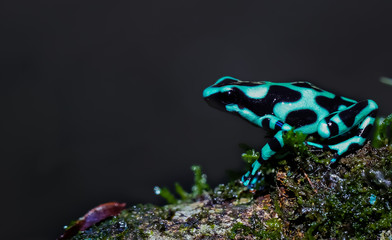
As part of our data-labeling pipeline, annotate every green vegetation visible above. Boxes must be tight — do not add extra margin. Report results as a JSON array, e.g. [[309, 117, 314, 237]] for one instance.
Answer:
[[229, 216, 283, 239], [241, 148, 260, 164], [282, 129, 330, 165], [67, 114, 392, 239], [154, 165, 210, 204], [373, 113, 392, 148], [69, 204, 162, 240], [153, 186, 177, 204], [191, 165, 210, 196]]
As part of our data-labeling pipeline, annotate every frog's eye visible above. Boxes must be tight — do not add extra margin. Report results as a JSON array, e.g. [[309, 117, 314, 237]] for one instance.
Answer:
[[220, 89, 237, 104]]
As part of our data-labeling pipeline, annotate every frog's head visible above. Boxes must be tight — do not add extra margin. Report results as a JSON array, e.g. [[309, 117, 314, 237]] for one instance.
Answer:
[[203, 76, 267, 112], [203, 76, 243, 112]]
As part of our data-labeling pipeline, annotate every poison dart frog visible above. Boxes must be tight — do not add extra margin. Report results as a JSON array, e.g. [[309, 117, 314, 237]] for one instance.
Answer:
[[203, 76, 378, 191]]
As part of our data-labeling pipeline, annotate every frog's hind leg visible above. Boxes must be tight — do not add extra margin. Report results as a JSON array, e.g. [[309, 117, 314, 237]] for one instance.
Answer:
[[307, 99, 378, 163], [241, 130, 285, 190]]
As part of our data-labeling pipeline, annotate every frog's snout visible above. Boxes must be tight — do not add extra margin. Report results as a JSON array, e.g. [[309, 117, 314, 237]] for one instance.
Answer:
[[202, 87, 212, 98], [204, 94, 226, 112], [203, 85, 227, 111]]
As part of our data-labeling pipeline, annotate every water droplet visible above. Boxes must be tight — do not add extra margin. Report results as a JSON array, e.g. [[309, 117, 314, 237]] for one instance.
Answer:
[[153, 186, 161, 195]]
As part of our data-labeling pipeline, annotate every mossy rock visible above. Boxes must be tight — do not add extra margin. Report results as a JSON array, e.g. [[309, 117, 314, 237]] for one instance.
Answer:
[[64, 140, 392, 239]]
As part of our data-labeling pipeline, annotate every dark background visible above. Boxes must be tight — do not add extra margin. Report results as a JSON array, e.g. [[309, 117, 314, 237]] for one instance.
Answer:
[[1, 1, 392, 239]]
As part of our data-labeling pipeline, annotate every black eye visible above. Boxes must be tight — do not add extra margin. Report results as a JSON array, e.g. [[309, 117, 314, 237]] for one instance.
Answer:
[[221, 90, 236, 104]]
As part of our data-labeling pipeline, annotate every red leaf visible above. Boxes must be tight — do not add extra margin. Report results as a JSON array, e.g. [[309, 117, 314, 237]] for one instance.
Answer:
[[58, 202, 126, 240]]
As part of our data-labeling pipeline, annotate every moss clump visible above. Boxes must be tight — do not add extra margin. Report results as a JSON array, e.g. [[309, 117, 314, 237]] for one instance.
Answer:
[[228, 212, 283, 239], [229, 222, 254, 239], [154, 165, 210, 204], [373, 113, 392, 149], [283, 129, 331, 165], [191, 165, 210, 196], [212, 180, 252, 203], [241, 148, 260, 164], [153, 186, 178, 204], [272, 141, 392, 239], [282, 129, 309, 156]]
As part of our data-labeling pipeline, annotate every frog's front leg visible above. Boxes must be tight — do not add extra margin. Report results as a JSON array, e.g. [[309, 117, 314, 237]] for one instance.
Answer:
[[241, 130, 288, 190], [307, 99, 378, 163], [225, 104, 292, 132], [226, 105, 294, 190]]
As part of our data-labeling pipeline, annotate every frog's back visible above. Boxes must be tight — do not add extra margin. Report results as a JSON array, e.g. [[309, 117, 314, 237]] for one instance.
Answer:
[[285, 81, 357, 113], [204, 77, 358, 134], [270, 81, 357, 134]]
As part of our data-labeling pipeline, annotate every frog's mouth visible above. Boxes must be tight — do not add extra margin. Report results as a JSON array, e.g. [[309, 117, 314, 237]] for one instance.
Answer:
[[204, 95, 227, 112], [204, 94, 245, 112]]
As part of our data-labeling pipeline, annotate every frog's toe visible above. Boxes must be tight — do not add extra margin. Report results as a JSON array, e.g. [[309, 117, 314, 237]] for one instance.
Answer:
[[329, 153, 340, 164], [305, 141, 324, 149], [241, 171, 251, 186], [248, 181, 257, 190], [241, 171, 261, 191]]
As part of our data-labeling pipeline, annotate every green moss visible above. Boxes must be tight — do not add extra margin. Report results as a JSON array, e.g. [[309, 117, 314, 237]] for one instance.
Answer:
[[174, 182, 190, 200], [260, 217, 283, 238], [153, 186, 177, 204], [283, 129, 330, 165], [282, 129, 308, 156], [228, 215, 283, 239], [213, 180, 252, 202], [243, 115, 392, 239], [272, 140, 392, 239], [68, 113, 392, 239], [191, 165, 210, 196], [241, 149, 260, 164], [229, 222, 253, 239], [373, 113, 392, 148], [154, 165, 210, 204], [70, 204, 170, 240]]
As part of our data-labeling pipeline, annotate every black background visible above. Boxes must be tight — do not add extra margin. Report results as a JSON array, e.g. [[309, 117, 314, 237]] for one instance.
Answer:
[[2, 1, 392, 239]]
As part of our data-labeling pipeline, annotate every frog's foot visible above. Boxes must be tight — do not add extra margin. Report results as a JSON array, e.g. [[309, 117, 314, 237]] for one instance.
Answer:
[[306, 141, 341, 163], [305, 141, 330, 151], [240, 170, 262, 191], [306, 136, 366, 164], [329, 153, 339, 164]]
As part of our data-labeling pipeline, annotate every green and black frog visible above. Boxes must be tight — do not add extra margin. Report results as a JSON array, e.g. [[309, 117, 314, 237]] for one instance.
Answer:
[[203, 76, 378, 191]]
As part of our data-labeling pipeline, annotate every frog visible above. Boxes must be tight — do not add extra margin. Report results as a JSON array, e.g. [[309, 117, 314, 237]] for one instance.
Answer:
[[203, 76, 378, 191]]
